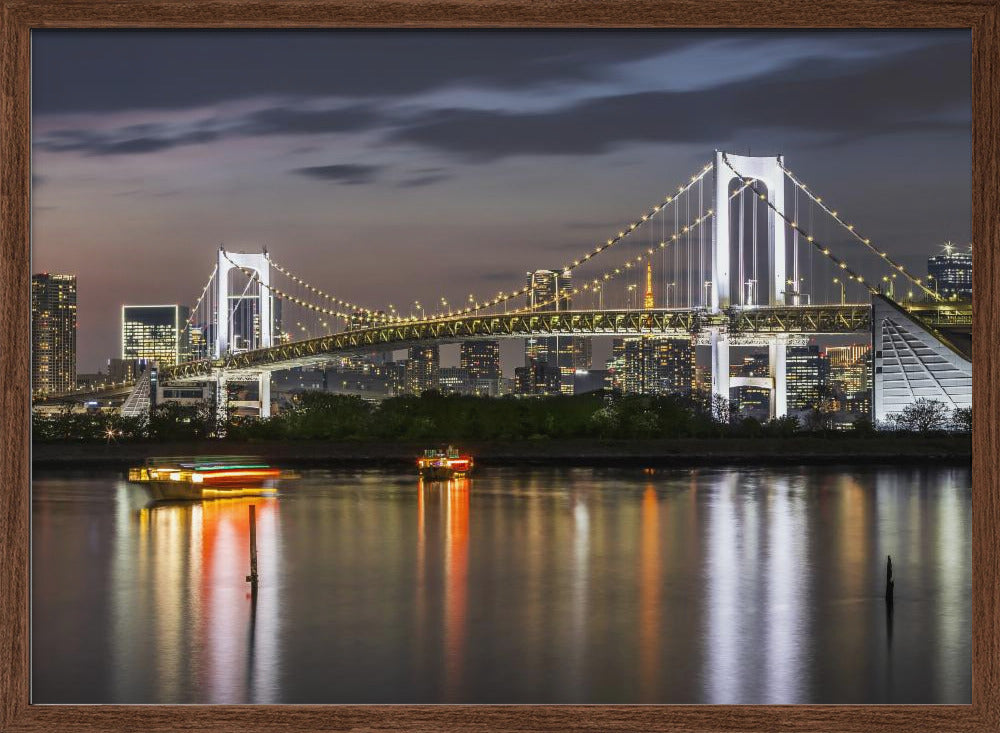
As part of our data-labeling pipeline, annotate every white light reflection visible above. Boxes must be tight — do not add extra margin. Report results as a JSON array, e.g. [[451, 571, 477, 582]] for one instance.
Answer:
[[569, 493, 589, 697], [704, 473, 740, 702], [763, 476, 806, 703], [935, 470, 969, 702]]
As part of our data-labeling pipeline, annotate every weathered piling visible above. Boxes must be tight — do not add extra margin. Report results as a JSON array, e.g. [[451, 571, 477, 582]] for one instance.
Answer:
[[885, 554, 894, 606], [246, 504, 259, 586]]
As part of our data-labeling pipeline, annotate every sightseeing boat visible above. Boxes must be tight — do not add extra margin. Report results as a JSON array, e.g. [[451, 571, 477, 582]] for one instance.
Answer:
[[417, 447, 474, 480], [127, 456, 289, 501]]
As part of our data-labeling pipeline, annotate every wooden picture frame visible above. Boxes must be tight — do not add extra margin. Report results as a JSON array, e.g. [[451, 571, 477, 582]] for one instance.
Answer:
[[2, 1, 997, 730]]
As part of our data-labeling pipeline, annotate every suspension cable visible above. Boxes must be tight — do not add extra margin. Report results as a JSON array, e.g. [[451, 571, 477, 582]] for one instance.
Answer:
[[721, 153, 886, 299], [511, 181, 752, 316], [420, 161, 715, 321], [779, 162, 939, 300]]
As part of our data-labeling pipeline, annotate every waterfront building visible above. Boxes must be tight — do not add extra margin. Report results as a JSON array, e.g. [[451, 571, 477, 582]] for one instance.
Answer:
[[122, 305, 190, 367], [514, 358, 561, 396], [460, 340, 501, 389], [826, 344, 871, 416], [786, 344, 828, 415], [406, 345, 439, 394], [731, 353, 771, 419], [606, 339, 626, 392], [524, 269, 575, 394], [620, 338, 694, 396], [927, 243, 972, 300], [31, 273, 77, 394], [438, 367, 473, 395]]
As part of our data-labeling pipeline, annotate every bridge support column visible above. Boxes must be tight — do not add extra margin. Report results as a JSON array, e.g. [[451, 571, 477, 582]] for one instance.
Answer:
[[258, 373, 271, 419], [709, 328, 730, 420], [711, 151, 787, 311], [769, 334, 788, 419]]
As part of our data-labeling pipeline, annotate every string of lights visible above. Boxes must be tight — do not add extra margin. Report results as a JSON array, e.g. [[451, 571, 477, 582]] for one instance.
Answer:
[[778, 162, 940, 300], [180, 264, 218, 333], [266, 256, 384, 317], [511, 180, 754, 315], [221, 251, 357, 325], [418, 161, 716, 321], [722, 153, 922, 300]]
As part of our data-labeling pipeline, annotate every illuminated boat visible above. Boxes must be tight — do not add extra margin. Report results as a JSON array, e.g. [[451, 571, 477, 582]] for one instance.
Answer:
[[417, 446, 474, 480], [127, 456, 288, 501]]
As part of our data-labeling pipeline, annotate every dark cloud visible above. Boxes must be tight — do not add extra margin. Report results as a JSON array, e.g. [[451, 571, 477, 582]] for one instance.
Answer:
[[35, 126, 221, 156], [32, 30, 714, 115], [35, 105, 378, 157], [396, 173, 451, 188], [387, 39, 969, 160], [237, 105, 380, 136], [291, 164, 382, 185]]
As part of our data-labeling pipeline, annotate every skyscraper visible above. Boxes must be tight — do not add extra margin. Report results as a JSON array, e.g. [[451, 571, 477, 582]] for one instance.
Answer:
[[621, 337, 695, 395], [406, 344, 439, 394], [31, 273, 77, 394], [524, 269, 576, 394], [122, 305, 190, 366], [460, 340, 501, 382], [786, 344, 828, 415], [731, 353, 771, 419], [514, 357, 561, 396], [927, 243, 972, 300], [617, 265, 695, 396], [827, 344, 871, 416]]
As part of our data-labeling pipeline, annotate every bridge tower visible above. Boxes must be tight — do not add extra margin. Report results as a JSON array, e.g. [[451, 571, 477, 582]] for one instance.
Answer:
[[709, 151, 788, 419], [215, 248, 273, 418]]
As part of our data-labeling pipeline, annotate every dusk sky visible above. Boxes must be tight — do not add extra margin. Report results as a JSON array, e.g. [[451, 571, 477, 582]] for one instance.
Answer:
[[32, 30, 971, 373]]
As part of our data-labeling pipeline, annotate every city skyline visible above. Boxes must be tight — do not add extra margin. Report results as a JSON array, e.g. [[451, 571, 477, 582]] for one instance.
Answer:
[[32, 30, 971, 372]]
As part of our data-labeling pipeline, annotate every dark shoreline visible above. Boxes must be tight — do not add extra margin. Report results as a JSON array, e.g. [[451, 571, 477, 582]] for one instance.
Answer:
[[31, 436, 972, 469]]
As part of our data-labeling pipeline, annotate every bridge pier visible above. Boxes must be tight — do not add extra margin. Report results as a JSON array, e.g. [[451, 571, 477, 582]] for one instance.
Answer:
[[769, 334, 788, 419], [709, 328, 730, 417], [258, 372, 271, 419]]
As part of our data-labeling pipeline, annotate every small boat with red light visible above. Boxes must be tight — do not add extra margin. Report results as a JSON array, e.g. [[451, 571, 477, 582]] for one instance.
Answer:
[[128, 456, 291, 501], [417, 447, 474, 480]]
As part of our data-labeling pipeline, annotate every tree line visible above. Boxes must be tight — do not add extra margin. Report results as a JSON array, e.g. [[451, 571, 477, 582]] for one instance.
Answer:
[[32, 390, 970, 443]]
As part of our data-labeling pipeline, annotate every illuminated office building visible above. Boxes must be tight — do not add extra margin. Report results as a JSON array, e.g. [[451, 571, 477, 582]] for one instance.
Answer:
[[121, 305, 190, 367], [405, 345, 439, 395], [460, 340, 501, 382], [524, 269, 576, 394], [31, 273, 77, 394], [927, 244, 972, 300], [786, 344, 827, 414], [827, 344, 871, 416]]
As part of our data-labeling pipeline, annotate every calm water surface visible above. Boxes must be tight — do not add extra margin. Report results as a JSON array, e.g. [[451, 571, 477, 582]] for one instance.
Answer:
[[32, 465, 970, 704]]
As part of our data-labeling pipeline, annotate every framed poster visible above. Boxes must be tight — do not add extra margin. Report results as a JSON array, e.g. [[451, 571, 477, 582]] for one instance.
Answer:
[[2, 1, 998, 731]]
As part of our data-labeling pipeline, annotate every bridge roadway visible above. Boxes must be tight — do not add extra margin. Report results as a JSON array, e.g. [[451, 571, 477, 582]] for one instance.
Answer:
[[33, 301, 969, 402], [160, 302, 969, 384]]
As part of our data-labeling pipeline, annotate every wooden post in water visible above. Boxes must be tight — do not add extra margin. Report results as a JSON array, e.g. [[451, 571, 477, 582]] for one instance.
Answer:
[[246, 504, 258, 586], [885, 554, 894, 606]]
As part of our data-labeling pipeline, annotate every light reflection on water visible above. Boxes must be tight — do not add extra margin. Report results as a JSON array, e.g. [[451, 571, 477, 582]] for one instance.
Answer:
[[32, 465, 970, 704]]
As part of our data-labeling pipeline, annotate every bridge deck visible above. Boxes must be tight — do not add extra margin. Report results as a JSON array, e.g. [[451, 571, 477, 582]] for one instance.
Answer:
[[35, 302, 970, 400]]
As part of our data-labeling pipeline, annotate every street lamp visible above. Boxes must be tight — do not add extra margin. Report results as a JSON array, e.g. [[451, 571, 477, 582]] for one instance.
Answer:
[[832, 277, 845, 305], [414, 300, 424, 319], [665, 282, 675, 308], [627, 284, 637, 311], [703, 280, 712, 307]]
